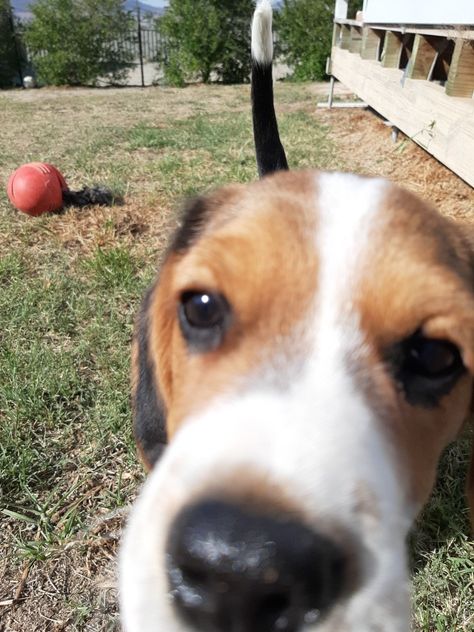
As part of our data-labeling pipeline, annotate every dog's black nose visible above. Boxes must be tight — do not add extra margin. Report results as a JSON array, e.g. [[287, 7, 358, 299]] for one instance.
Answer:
[[166, 500, 346, 632]]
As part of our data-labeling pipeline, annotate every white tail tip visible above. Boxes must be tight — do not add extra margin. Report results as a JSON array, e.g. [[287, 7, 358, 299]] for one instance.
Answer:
[[251, 0, 273, 65]]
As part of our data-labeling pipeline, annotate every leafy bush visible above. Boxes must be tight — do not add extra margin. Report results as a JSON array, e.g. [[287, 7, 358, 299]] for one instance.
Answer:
[[157, 0, 254, 86], [348, 0, 364, 20], [275, 0, 333, 81], [24, 0, 134, 86], [0, 1, 22, 87], [276, 0, 363, 81]]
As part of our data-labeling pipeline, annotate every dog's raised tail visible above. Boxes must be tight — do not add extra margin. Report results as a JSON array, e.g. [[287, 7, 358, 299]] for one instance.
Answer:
[[251, 0, 288, 177]]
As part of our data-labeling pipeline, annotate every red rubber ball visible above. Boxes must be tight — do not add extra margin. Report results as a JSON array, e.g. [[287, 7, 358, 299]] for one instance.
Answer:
[[7, 162, 68, 216]]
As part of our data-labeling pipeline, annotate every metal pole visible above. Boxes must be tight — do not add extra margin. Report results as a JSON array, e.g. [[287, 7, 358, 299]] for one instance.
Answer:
[[137, 2, 145, 88], [328, 75, 335, 108]]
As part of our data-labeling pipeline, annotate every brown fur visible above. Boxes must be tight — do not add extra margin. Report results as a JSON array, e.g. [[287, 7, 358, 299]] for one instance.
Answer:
[[148, 173, 319, 436], [134, 170, 474, 529], [353, 186, 474, 509]]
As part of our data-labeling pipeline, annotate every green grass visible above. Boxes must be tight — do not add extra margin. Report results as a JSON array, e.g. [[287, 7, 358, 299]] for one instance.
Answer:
[[0, 247, 145, 563], [0, 83, 472, 630]]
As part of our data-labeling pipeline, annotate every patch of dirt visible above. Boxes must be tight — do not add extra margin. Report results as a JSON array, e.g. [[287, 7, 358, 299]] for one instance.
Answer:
[[51, 200, 174, 259], [0, 510, 125, 632], [315, 106, 473, 221]]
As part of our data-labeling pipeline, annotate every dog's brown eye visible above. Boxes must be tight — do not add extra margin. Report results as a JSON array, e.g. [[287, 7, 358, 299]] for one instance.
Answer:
[[405, 337, 461, 377], [182, 292, 227, 328], [389, 331, 465, 408], [179, 291, 231, 352]]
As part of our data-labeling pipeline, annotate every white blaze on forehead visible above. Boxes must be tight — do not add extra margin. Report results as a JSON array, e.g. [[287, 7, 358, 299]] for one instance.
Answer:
[[311, 172, 389, 417], [316, 171, 387, 322]]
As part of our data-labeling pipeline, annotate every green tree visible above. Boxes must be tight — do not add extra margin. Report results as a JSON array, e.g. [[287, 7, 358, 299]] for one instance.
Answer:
[[157, 0, 254, 86], [276, 0, 364, 81], [348, 0, 364, 20], [0, 1, 22, 88], [275, 0, 334, 81], [24, 0, 134, 86]]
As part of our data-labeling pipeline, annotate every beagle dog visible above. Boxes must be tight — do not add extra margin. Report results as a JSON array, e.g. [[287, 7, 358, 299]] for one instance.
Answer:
[[120, 2, 474, 631]]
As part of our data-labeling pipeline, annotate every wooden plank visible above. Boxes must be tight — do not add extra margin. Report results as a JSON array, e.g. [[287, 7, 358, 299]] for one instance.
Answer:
[[405, 27, 474, 41], [349, 26, 363, 54], [406, 35, 438, 80], [331, 46, 474, 187], [334, 20, 474, 41], [361, 28, 382, 60], [446, 40, 474, 98], [335, 18, 362, 27], [381, 31, 402, 67], [340, 25, 352, 50], [332, 23, 342, 48]]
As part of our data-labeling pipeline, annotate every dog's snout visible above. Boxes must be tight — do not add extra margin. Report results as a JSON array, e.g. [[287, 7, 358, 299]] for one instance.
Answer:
[[166, 499, 347, 632]]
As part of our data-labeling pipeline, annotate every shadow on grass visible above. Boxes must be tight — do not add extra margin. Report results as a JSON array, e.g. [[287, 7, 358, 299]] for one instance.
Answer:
[[409, 430, 472, 572]]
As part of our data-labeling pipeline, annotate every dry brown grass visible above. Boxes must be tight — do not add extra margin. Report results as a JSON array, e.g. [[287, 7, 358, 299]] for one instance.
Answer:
[[0, 81, 472, 632]]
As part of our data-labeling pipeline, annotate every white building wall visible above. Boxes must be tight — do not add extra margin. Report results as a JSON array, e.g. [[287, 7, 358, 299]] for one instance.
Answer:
[[362, 0, 474, 25]]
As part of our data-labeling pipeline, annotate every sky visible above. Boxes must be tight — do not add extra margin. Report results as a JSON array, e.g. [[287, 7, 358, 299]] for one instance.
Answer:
[[141, 0, 167, 6]]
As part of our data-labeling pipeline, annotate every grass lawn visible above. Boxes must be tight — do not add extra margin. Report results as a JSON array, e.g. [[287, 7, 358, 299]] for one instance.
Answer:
[[0, 82, 473, 631]]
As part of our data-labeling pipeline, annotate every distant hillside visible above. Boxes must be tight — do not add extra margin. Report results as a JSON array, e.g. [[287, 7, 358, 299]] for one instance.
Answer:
[[11, 0, 165, 19]]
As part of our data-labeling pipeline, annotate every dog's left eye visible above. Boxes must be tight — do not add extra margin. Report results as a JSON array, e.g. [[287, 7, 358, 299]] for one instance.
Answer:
[[391, 332, 465, 407], [178, 291, 231, 351], [404, 337, 461, 377]]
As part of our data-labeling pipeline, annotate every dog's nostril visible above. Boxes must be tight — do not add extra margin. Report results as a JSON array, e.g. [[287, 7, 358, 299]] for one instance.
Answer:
[[256, 592, 292, 631], [166, 500, 347, 632], [180, 564, 209, 587]]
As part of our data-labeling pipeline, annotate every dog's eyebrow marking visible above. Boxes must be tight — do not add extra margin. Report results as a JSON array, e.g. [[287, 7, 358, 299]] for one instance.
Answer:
[[170, 196, 211, 253]]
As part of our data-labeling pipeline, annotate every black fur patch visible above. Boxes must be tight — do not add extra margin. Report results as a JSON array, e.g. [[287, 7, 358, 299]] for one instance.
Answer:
[[133, 287, 168, 468], [171, 196, 211, 253]]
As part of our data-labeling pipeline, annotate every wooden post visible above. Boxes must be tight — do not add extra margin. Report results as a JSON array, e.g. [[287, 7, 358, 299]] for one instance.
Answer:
[[328, 76, 335, 108], [446, 39, 474, 97], [349, 27, 363, 54], [340, 25, 352, 50], [361, 28, 381, 60], [406, 35, 438, 79], [332, 23, 342, 48], [381, 31, 403, 68]]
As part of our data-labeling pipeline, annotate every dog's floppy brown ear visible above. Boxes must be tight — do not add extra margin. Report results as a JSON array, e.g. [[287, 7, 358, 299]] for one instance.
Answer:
[[131, 287, 168, 470]]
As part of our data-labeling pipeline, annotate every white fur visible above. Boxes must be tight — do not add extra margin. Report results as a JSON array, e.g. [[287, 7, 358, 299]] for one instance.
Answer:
[[251, 0, 274, 65], [120, 173, 414, 632]]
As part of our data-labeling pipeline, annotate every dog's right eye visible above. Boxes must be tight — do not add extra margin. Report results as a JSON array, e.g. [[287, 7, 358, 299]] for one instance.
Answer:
[[389, 331, 465, 407], [178, 291, 231, 352]]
